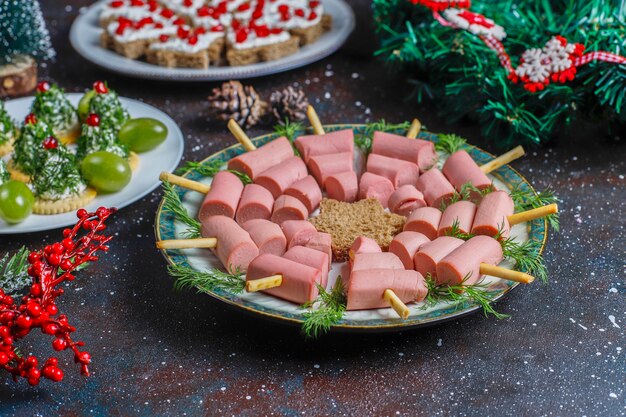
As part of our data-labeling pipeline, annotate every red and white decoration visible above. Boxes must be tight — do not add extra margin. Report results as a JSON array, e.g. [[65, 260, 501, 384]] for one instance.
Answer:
[[408, 0, 626, 92]]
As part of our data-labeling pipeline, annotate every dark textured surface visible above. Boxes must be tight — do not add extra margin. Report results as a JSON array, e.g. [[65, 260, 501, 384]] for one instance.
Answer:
[[1, 1, 624, 416]]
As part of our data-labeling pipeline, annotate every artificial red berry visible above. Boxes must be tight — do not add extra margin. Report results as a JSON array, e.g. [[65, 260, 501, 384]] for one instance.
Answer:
[[46, 358, 59, 367], [30, 284, 42, 297], [43, 136, 58, 150], [49, 367, 64, 382], [3, 336, 13, 346], [26, 356, 38, 368], [77, 209, 88, 219], [28, 252, 40, 265], [15, 315, 32, 329], [37, 81, 51, 92], [61, 237, 74, 251], [60, 259, 73, 271], [76, 352, 91, 365], [27, 377, 40, 386], [27, 303, 42, 318], [43, 323, 60, 335], [2, 296, 13, 306], [93, 80, 108, 94], [0, 352, 9, 366], [52, 338, 67, 351], [46, 304, 58, 315], [25, 113, 37, 125], [86, 113, 100, 127], [52, 243, 64, 254], [47, 254, 61, 267]]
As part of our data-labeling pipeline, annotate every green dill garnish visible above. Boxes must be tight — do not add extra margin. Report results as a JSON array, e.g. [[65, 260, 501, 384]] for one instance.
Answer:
[[273, 119, 304, 142], [175, 159, 252, 185], [32, 145, 85, 200], [300, 278, 346, 338], [31, 83, 78, 131], [0, 102, 15, 145], [0, 160, 9, 185], [501, 238, 548, 283], [442, 218, 475, 240], [435, 134, 467, 154], [424, 274, 509, 319], [76, 123, 128, 160], [0, 247, 31, 296], [161, 181, 201, 238], [440, 182, 495, 210], [510, 185, 560, 231], [169, 263, 245, 294], [355, 119, 411, 153], [89, 88, 129, 132], [12, 119, 54, 175]]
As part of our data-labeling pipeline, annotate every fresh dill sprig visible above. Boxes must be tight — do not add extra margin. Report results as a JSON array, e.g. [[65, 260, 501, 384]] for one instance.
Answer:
[[168, 263, 245, 294], [440, 182, 494, 210], [502, 238, 548, 283], [0, 246, 30, 296], [354, 119, 411, 153], [442, 219, 475, 240], [435, 134, 467, 155], [510, 185, 560, 231], [175, 160, 252, 185], [273, 119, 304, 142], [161, 181, 201, 238], [424, 275, 509, 319], [300, 277, 346, 338]]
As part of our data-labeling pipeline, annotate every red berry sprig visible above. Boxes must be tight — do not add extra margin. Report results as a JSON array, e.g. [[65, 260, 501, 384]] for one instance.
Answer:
[[0, 207, 117, 385]]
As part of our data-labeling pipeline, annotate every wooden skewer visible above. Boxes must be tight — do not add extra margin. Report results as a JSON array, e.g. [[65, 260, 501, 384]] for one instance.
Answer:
[[159, 172, 211, 194], [246, 275, 283, 292], [227, 119, 256, 151], [479, 264, 534, 284], [479, 145, 525, 174], [384, 289, 410, 319], [406, 118, 422, 139], [156, 237, 217, 250], [508, 203, 558, 226], [306, 105, 325, 135]]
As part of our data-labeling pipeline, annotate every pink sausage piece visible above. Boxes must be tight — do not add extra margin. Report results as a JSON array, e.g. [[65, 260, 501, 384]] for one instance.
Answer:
[[284, 175, 322, 214], [388, 231, 431, 270], [242, 219, 286, 256], [235, 184, 274, 225], [201, 215, 259, 273], [227, 136, 294, 179], [281, 220, 317, 249], [325, 171, 358, 203], [308, 152, 353, 187], [471, 190, 514, 238], [294, 129, 354, 164], [198, 171, 244, 222], [358, 172, 395, 208], [436, 235, 503, 286], [351, 252, 404, 272], [346, 269, 427, 311], [438, 200, 477, 237], [284, 245, 329, 289], [349, 236, 381, 260], [404, 207, 443, 240], [255, 156, 308, 199], [415, 169, 456, 209], [246, 254, 322, 304], [388, 185, 427, 217], [414, 236, 465, 280], [303, 232, 333, 268], [366, 153, 420, 188], [371, 131, 438, 173], [271, 195, 309, 225], [441, 150, 492, 194]]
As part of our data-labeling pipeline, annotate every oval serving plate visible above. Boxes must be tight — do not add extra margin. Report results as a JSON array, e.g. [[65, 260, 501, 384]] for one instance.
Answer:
[[154, 125, 547, 332], [1, 93, 184, 234], [70, 0, 355, 81]]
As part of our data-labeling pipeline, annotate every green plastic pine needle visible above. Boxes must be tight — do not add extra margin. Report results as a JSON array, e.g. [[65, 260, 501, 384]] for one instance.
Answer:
[[0, 247, 30, 296], [168, 263, 245, 294], [301, 278, 346, 338], [161, 181, 201, 239]]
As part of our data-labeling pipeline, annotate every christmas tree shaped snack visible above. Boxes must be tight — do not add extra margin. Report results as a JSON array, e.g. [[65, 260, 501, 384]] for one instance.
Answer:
[[7, 113, 53, 182], [76, 113, 139, 171], [0, 102, 16, 156], [30, 81, 80, 144], [77, 81, 129, 133], [30, 137, 96, 215]]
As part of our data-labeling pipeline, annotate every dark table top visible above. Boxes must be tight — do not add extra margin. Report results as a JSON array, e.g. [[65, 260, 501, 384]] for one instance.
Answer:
[[1, 1, 624, 416]]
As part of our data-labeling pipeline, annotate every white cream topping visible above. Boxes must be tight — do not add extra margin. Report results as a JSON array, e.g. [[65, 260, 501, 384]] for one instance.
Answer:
[[149, 31, 223, 53], [39, 182, 87, 201], [107, 21, 177, 42]]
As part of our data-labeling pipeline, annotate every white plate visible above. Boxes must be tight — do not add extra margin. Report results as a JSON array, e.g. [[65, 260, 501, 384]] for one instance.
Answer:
[[1, 93, 184, 234], [69, 0, 355, 81]]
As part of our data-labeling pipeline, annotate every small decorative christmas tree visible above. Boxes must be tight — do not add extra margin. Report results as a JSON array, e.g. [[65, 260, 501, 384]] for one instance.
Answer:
[[0, 0, 55, 97]]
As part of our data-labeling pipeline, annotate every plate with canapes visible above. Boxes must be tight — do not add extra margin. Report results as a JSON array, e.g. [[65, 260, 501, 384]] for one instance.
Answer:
[[154, 111, 558, 336], [0, 81, 184, 234], [70, 0, 355, 81]]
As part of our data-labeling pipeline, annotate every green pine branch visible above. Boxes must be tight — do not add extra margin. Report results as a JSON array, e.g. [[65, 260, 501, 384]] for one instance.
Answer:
[[0, 247, 30, 296]]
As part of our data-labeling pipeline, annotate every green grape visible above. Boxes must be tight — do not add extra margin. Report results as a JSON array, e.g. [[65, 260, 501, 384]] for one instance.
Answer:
[[77, 89, 96, 122], [80, 151, 131, 193], [0, 181, 34, 224], [118, 118, 168, 153]]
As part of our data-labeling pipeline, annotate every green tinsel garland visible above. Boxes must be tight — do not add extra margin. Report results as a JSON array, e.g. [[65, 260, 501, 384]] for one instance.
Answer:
[[372, 0, 626, 147]]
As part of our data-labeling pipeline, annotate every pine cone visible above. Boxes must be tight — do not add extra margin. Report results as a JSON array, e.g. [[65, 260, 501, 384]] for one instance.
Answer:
[[270, 86, 308, 123], [207, 80, 268, 128]]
